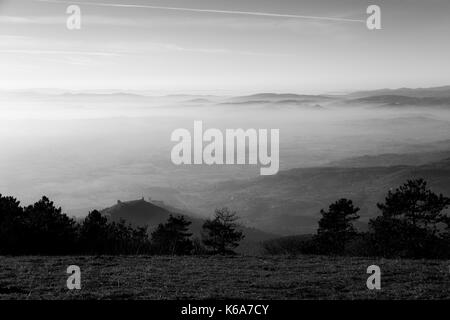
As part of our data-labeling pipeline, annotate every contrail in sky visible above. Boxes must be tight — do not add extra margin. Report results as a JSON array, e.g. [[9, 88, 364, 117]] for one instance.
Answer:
[[36, 0, 365, 23]]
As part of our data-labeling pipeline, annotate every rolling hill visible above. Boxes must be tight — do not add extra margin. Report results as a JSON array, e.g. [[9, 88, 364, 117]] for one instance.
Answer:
[[170, 159, 450, 235], [327, 149, 450, 167], [100, 198, 276, 254]]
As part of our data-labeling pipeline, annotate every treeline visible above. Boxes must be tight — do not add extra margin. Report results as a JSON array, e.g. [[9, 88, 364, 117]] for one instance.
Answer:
[[0, 195, 244, 255], [263, 178, 450, 259], [150, 208, 244, 255], [3, 178, 448, 259]]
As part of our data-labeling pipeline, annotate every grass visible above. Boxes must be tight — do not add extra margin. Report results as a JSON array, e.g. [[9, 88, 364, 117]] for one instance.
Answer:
[[0, 255, 449, 300]]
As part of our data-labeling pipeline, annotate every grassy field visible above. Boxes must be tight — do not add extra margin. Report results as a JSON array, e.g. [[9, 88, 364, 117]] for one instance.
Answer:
[[0, 255, 449, 300]]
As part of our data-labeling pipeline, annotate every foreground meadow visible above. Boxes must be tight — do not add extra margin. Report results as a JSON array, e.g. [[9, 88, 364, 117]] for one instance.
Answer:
[[0, 255, 448, 300]]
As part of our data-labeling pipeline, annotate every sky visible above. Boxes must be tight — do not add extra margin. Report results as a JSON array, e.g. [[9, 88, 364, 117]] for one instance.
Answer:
[[0, 0, 450, 94]]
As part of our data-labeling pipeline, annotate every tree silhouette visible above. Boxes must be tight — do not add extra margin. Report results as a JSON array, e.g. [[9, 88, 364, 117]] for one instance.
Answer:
[[23, 196, 78, 254], [79, 210, 110, 254], [0, 195, 151, 255], [151, 215, 193, 255], [316, 199, 360, 254], [129, 224, 150, 254], [0, 194, 25, 254], [201, 207, 244, 255], [80, 211, 150, 254], [370, 178, 450, 258], [377, 178, 450, 231]]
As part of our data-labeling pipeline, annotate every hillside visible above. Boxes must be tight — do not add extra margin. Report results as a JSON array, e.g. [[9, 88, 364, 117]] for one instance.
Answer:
[[327, 149, 450, 167], [174, 159, 450, 235], [101, 198, 172, 227], [100, 198, 276, 254]]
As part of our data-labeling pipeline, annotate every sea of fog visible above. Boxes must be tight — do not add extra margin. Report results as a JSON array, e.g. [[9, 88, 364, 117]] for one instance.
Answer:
[[1, 92, 450, 216]]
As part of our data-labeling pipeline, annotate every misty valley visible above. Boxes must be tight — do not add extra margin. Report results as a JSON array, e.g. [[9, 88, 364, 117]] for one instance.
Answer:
[[1, 87, 450, 239]]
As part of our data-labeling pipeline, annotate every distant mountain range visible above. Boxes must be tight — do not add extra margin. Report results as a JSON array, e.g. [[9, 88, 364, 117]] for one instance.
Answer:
[[351, 86, 450, 98], [342, 85, 450, 108], [221, 86, 450, 109], [6, 85, 450, 109], [230, 93, 333, 101], [347, 95, 450, 108]]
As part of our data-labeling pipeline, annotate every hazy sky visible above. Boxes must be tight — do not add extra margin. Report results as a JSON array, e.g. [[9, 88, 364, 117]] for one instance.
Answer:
[[1, 0, 450, 93]]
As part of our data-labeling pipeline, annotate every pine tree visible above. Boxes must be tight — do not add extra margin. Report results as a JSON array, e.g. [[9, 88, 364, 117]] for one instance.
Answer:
[[79, 210, 110, 254], [370, 178, 450, 258], [0, 194, 25, 254], [201, 207, 245, 255], [151, 215, 193, 255], [376, 178, 450, 231], [23, 196, 78, 254], [316, 199, 360, 254]]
